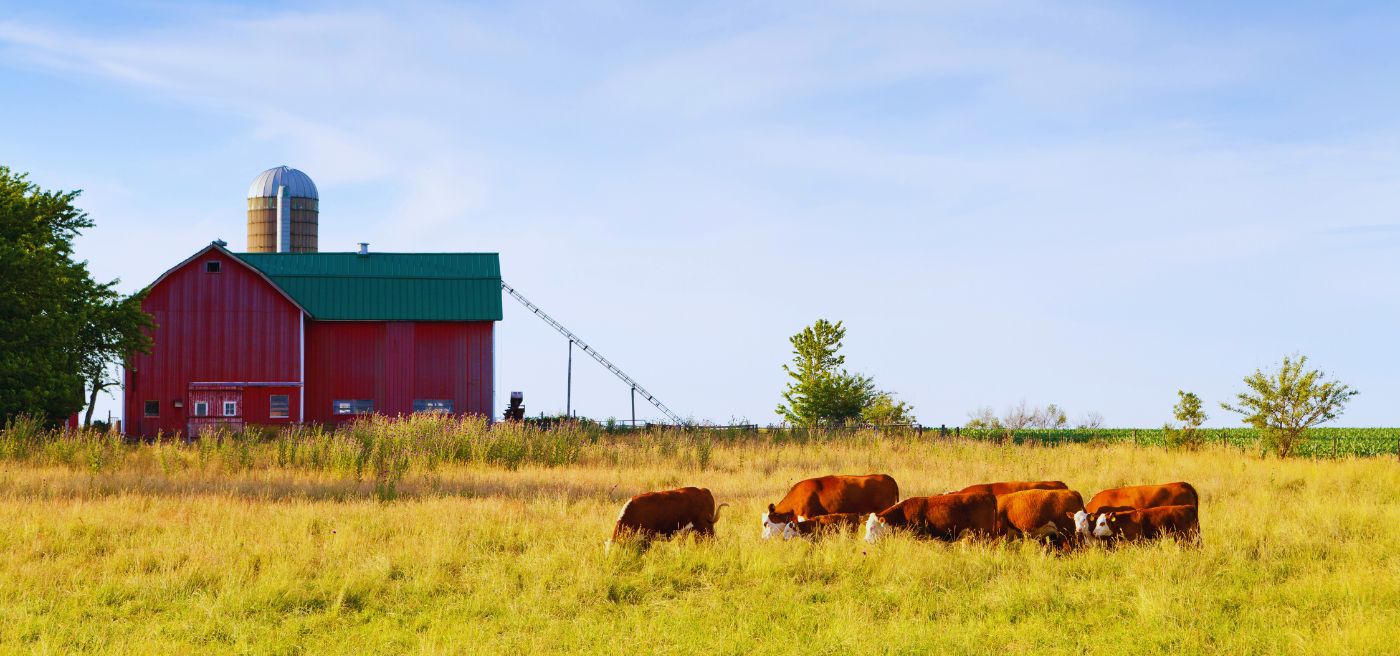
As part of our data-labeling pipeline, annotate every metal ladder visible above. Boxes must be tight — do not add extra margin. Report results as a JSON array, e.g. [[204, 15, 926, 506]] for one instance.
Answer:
[[501, 281, 684, 425]]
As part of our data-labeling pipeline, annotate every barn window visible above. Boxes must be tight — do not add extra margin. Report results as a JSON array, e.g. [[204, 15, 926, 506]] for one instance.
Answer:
[[204, 261, 221, 273], [413, 399, 454, 414], [144, 400, 159, 417], [193, 402, 208, 417], [269, 395, 290, 419], [332, 399, 374, 415], [223, 401, 237, 417]]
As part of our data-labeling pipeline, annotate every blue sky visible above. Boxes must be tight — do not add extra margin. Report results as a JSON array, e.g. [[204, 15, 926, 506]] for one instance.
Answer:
[[2, 1, 1397, 427]]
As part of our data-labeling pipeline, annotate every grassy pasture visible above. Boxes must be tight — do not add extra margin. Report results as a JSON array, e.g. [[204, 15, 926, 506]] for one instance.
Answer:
[[1, 428, 1398, 654]]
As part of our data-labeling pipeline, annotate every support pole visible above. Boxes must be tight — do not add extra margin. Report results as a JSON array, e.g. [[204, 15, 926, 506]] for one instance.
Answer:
[[631, 387, 636, 427], [566, 340, 573, 418]]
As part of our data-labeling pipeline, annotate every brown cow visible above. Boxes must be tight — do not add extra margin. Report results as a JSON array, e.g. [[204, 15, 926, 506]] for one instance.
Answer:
[[955, 480, 1069, 497], [864, 492, 997, 543], [1085, 482, 1198, 513], [610, 487, 728, 545], [1092, 504, 1200, 542], [995, 489, 1085, 548], [780, 512, 866, 540], [762, 474, 899, 539]]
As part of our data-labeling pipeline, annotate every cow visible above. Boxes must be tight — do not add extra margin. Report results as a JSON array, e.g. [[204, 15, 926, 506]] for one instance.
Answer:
[[1091, 504, 1200, 543], [995, 488, 1085, 548], [1085, 482, 1198, 514], [609, 487, 728, 547], [779, 512, 866, 540], [864, 492, 997, 544], [762, 474, 899, 539], [954, 480, 1069, 497]]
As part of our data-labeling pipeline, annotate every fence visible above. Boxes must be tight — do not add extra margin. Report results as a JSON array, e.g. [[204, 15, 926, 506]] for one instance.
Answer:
[[596, 421, 1399, 459]]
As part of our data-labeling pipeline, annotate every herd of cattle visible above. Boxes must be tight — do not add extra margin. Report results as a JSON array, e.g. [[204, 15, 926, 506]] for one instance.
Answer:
[[609, 474, 1200, 549]]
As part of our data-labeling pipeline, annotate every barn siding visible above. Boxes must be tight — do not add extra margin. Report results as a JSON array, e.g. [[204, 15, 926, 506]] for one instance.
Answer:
[[124, 248, 303, 437], [304, 321, 493, 425]]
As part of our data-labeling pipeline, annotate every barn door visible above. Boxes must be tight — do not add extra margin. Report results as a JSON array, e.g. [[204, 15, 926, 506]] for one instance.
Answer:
[[187, 386, 244, 437]]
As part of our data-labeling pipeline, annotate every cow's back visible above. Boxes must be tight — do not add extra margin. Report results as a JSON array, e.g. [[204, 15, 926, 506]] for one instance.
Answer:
[[614, 486, 716, 539], [1086, 482, 1198, 513], [958, 480, 1068, 497], [997, 488, 1085, 537], [775, 474, 899, 517], [1137, 504, 1199, 539], [882, 492, 996, 539]]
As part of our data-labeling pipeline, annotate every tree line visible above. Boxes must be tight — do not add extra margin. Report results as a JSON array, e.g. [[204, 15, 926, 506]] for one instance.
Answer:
[[777, 319, 1358, 457]]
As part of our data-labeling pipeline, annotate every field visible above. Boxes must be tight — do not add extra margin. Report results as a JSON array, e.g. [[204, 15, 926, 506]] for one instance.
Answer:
[[2, 419, 1399, 654]]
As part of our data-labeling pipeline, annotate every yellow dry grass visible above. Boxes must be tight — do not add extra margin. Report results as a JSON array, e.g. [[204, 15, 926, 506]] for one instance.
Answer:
[[1, 435, 1397, 654]]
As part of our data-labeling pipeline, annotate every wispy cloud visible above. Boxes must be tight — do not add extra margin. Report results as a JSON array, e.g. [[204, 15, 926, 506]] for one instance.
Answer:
[[3, 2, 1400, 424]]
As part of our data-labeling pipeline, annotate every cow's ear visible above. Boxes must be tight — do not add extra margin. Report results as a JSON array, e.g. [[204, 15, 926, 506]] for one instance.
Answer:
[[768, 503, 776, 513]]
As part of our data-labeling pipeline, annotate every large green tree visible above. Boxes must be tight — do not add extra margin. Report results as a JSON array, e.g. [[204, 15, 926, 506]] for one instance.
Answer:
[[0, 167, 151, 425], [776, 319, 875, 427], [1221, 355, 1356, 457]]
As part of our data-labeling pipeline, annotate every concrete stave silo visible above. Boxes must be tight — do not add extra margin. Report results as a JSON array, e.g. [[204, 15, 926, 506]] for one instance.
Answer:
[[247, 166, 319, 253]]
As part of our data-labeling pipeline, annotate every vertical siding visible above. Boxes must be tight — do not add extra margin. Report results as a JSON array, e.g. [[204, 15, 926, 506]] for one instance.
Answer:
[[304, 321, 494, 425], [124, 248, 303, 437]]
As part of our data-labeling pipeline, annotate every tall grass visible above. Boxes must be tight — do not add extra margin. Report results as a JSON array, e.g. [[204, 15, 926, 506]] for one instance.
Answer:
[[0, 423, 1397, 654]]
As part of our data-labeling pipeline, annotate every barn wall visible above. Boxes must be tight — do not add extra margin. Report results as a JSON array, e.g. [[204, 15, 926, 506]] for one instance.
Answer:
[[124, 248, 303, 437], [304, 321, 494, 425]]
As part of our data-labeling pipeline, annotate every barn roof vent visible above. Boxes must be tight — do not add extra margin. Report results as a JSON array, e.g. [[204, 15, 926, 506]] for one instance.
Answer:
[[358, 242, 369, 256]]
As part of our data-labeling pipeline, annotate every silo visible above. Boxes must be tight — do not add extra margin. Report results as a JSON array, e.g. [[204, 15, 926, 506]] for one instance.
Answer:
[[247, 166, 319, 253]]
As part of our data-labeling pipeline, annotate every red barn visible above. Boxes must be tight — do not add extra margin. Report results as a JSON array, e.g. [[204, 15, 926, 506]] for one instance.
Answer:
[[123, 242, 501, 437]]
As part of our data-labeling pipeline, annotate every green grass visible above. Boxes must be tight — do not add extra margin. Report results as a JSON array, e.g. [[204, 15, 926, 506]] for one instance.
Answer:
[[0, 421, 1397, 654]]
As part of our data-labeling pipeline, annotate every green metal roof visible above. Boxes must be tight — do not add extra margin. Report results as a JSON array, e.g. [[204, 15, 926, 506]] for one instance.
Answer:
[[234, 252, 502, 321]]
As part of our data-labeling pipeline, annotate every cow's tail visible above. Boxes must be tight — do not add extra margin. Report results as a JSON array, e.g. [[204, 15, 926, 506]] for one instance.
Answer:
[[711, 502, 729, 524]]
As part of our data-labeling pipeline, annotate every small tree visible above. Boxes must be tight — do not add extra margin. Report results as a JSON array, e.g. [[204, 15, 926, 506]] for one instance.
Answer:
[[1164, 390, 1207, 450], [1075, 411, 1105, 430], [78, 285, 153, 427], [1221, 355, 1357, 457], [776, 319, 874, 427], [862, 391, 915, 426]]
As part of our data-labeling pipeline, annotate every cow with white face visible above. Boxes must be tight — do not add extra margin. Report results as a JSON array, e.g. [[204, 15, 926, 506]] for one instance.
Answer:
[[864, 512, 894, 544], [761, 505, 807, 539], [761, 474, 899, 539], [1072, 510, 1094, 539]]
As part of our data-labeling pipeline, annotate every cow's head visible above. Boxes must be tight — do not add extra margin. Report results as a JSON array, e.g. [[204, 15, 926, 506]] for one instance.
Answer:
[[761, 504, 789, 539], [1086, 511, 1120, 537], [762, 503, 800, 539], [864, 513, 891, 544], [1096, 511, 1144, 540], [1069, 510, 1093, 538]]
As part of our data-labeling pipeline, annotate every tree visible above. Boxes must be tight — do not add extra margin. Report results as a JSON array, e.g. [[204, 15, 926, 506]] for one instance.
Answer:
[[776, 319, 874, 427], [965, 401, 1070, 438], [77, 285, 153, 427], [1221, 355, 1357, 457], [0, 166, 151, 425], [862, 391, 916, 426], [1075, 411, 1105, 430], [1164, 390, 1207, 450]]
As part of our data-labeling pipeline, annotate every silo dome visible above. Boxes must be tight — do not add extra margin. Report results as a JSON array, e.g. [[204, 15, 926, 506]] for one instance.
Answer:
[[246, 166, 319, 253], [247, 165, 319, 199]]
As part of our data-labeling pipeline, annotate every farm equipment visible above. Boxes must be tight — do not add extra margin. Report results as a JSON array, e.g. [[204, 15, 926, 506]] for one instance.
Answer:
[[503, 391, 526, 421]]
